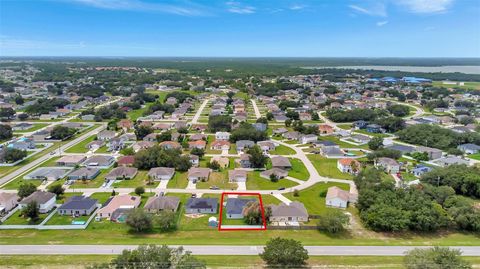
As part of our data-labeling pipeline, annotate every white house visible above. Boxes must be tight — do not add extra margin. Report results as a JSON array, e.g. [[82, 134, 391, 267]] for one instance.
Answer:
[[215, 131, 230, 141], [325, 187, 349, 209], [298, 134, 318, 144], [19, 191, 56, 213]]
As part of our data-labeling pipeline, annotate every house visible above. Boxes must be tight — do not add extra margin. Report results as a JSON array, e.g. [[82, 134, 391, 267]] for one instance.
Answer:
[[283, 131, 300, 140], [211, 140, 230, 150], [107, 137, 126, 152], [252, 123, 267, 132], [117, 119, 133, 131], [271, 156, 292, 170], [457, 143, 480, 155], [144, 196, 180, 213], [273, 128, 288, 136], [257, 141, 276, 153], [415, 146, 443, 160], [132, 141, 155, 152], [375, 157, 400, 173], [0, 192, 19, 213], [185, 198, 218, 214], [260, 168, 288, 179], [86, 140, 104, 151], [189, 154, 199, 167], [12, 122, 33, 131], [210, 156, 229, 168], [268, 202, 308, 222], [159, 141, 182, 150], [187, 167, 211, 183], [84, 155, 115, 167], [320, 146, 345, 158], [366, 124, 384, 133], [385, 144, 415, 155], [337, 158, 361, 175], [56, 155, 86, 167], [238, 154, 251, 168], [412, 165, 433, 177], [189, 133, 206, 141], [226, 198, 256, 219], [97, 130, 116, 141], [67, 167, 101, 181], [152, 123, 172, 131], [228, 169, 247, 182], [432, 156, 470, 167], [318, 124, 334, 135], [117, 156, 135, 166], [215, 132, 231, 141], [24, 167, 70, 181], [148, 167, 175, 181], [353, 120, 368, 129], [58, 196, 98, 216], [299, 134, 317, 144], [19, 191, 56, 213], [236, 140, 254, 152], [96, 194, 141, 219], [188, 140, 206, 150], [7, 138, 36, 151], [349, 134, 370, 145], [325, 187, 350, 209], [299, 113, 312, 121], [105, 167, 138, 181]]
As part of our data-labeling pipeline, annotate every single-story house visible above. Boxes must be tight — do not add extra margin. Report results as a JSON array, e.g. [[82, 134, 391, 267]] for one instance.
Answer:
[[56, 155, 86, 167], [187, 167, 211, 183], [188, 140, 207, 150], [215, 132, 230, 141], [299, 134, 318, 144], [260, 168, 288, 179], [271, 156, 292, 170], [283, 131, 300, 140], [228, 169, 247, 182], [105, 167, 138, 181], [236, 140, 255, 152], [96, 194, 141, 219], [385, 144, 415, 155], [226, 198, 256, 219], [211, 140, 230, 150], [0, 192, 19, 213], [159, 141, 182, 150], [97, 130, 116, 141], [375, 157, 400, 173], [257, 141, 276, 152], [337, 158, 361, 175], [185, 198, 218, 214], [58, 196, 98, 216], [210, 156, 229, 168], [325, 187, 350, 209], [415, 146, 443, 160], [86, 140, 104, 151], [268, 201, 309, 222], [144, 196, 180, 213], [24, 167, 70, 181], [117, 156, 135, 166], [432, 156, 470, 167], [412, 165, 433, 177], [132, 141, 155, 152], [67, 167, 101, 181], [318, 124, 334, 135], [148, 167, 175, 181], [457, 143, 480, 155], [189, 154, 200, 167], [349, 134, 371, 145], [83, 155, 115, 168], [19, 191, 56, 213]]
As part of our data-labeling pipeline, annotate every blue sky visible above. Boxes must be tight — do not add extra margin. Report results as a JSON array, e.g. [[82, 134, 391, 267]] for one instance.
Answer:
[[0, 0, 479, 57]]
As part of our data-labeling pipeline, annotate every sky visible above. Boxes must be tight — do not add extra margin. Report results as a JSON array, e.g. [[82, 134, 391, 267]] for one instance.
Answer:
[[0, 0, 479, 57]]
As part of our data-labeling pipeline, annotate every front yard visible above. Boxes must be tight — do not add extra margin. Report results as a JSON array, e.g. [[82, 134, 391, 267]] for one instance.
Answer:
[[287, 158, 309, 180], [246, 171, 298, 190], [307, 155, 354, 180]]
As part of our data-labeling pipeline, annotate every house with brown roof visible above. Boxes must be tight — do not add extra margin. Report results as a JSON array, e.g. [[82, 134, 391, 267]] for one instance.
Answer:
[[148, 167, 175, 181], [319, 124, 334, 135], [56, 155, 87, 167], [96, 194, 141, 219], [260, 168, 288, 179], [105, 167, 138, 181], [132, 141, 155, 152], [337, 158, 361, 175], [117, 119, 133, 131], [211, 140, 230, 150], [117, 156, 135, 166], [188, 140, 206, 150], [268, 202, 309, 222], [271, 156, 292, 170], [228, 169, 247, 182], [159, 141, 182, 150], [19, 191, 56, 213], [210, 156, 229, 168], [144, 196, 180, 213], [0, 192, 19, 213], [188, 167, 211, 183], [326, 186, 350, 209]]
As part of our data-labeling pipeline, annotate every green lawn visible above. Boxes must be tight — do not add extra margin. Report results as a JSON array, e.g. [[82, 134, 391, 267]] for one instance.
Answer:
[[319, 136, 369, 149], [167, 172, 189, 189], [44, 213, 90, 225], [89, 192, 115, 204], [95, 146, 110, 153], [270, 144, 296, 155], [468, 153, 480, 160], [56, 192, 83, 203], [288, 158, 310, 180], [2, 210, 49, 225], [64, 134, 96, 153], [354, 130, 391, 138], [12, 123, 48, 133], [307, 155, 354, 180], [112, 170, 151, 188], [71, 169, 110, 189], [284, 182, 350, 215], [246, 171, 298, 190], [196, 171, 237, 190]]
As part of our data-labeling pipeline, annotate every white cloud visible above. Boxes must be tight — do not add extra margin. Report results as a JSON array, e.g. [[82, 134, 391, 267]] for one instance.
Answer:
[[70, 0, 208, 16], [376, 20, 388, 26], [348, 3, 387, 17], [396, 0, 454, 14], [289, 4, 306, 11], [226, 1, 255, 14]]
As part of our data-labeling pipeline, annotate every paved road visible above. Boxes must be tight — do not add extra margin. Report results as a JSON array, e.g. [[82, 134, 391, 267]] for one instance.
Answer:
[[1, 245, 479, 256], [250, 99, 261, 119], [0, 125, 105, 187], [190, 98, 209, 124]]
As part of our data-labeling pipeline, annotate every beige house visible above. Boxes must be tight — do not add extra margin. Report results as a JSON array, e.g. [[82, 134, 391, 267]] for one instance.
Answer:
[[0, 192, 19, 213], [268, 202, 309, 222], [96, 194, 141, 219]]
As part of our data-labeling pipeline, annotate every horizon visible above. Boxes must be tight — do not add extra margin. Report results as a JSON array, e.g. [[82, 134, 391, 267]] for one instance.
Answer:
[[1, 0, 479, 57]]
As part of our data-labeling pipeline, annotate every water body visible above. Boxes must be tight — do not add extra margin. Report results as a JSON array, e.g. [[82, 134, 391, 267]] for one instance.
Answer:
[[302, 65, 480, 75]]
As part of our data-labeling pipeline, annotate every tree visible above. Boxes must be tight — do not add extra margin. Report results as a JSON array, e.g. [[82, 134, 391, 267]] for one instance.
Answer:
[[404, 247, 471, 269], [190, 147, 205, 158], [256, 117, 268, 124], [207, 160, 221, 171], [266, 112, 274, 121], [21, 201, 39, 222], [411, 152, 429, 162], [50, 126, 76, 140], [126, 208, 152, 232], [93, 245, 205, 269], [0, 124, 13, 140], [269, 173, 279, 182], [156, 131, 172, 142], [155, 211, 177, 231], [260, 237, 309, 267], [18, 183, 37, 198], [17, 113, 28, 121], [134, 125, 153, 140], [243, 202, 264, 225], [285, 118, 292, 127], [247, 145, 268, 168], [208, 115, 232, 132], [47, 184, 64, 197], [387, 104, 410, 117], [367, 148, 402, 161], [285, 110, 299, 120], [135, 186, 145, 196], [2, 148, 27, 163], [316, 210, 349, 234], [0, 107, 15, 119]]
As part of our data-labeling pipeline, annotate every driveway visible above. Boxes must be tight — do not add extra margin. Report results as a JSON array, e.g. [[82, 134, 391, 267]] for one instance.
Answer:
[[236, 181, 246, 191]]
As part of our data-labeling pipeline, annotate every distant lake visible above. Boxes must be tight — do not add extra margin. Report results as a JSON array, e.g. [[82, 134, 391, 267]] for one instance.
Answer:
[[302, 65, 480, 75]]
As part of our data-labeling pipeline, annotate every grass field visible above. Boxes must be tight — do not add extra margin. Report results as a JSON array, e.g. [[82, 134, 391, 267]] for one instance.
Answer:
[[270, 144, 296, 155], [2, 210, 48, 225], [432, 80, 480, 90], [112, 170, 150, 188], [12, 123, 48, 133], [467, 153, 480, 160], [196, 171, 238, 190], [284, 182, 350, 215], [307, 155, 354, 180], [167, 172, 189, 189], [64, 134, 96, 153], [287, 158, 309, 180], [246, 171, 298, 190], [71, 169, 110, 189], [89, 192, 114, 204], [44, 213, 90, 225]]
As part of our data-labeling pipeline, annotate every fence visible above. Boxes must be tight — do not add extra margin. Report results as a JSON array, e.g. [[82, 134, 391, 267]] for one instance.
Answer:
[[267, 225, 317, 230]]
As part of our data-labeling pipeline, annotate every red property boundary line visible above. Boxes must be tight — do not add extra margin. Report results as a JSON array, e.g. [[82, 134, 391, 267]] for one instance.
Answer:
[[218, 192, 267, 231]]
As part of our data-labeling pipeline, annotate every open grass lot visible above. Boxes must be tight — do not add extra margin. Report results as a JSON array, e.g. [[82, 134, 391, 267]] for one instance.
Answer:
[[196, 171, 238, 190], [12, 123, 49, 133], [112, 170, 151, 188], [89, 192, 114, 204], [288, 158, 309, 180], [246, 171, 298, 190], [56, 192, 83, 203], [270, 144, 296, 155], [260, 194, 281, 205], [95, 145, 110, 153], [64, 134, 96, 153], [9, 255, 480, 269], [71, 169, 110, 189], [167, 171, 189, 189], [433, 80, 480, 90], [468, 153, 480, 160], [2, 210, 49, 225], [284, 182, 350, 215], [354, 129, 391, 138], [307, 155, 354, 180], [44, 213, 90, 225], [319, 135, 369, 149]]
